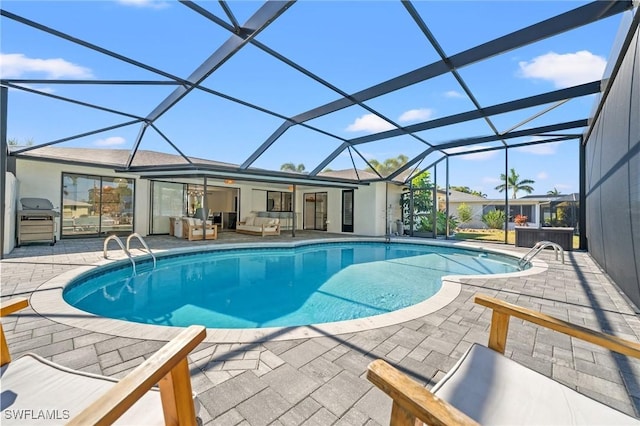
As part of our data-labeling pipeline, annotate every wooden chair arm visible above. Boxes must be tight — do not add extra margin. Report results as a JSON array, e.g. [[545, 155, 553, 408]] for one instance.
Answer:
[[68, 325, 207, 426], [475, 294, 640, 358], [0, 297, 29, 317], [367, 359, 479, 426], [1, 297, 30, 366]]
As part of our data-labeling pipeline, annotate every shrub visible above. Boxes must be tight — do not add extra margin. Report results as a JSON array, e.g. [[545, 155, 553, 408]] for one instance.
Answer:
[[457, 203, 473, 223], [417, 211, 459, 234], [482, 210, 506, 229]]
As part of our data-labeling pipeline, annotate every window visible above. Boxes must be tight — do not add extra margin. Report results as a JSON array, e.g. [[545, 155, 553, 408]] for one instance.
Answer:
[[62, 173, 134, 237], [267, 191, 292, 212], [509, 205, 536, 223]]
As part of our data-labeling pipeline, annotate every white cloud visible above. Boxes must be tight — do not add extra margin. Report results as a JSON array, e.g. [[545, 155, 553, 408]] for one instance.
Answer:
[[445, 145, 498, 160], [444, 90, 463, 98], [117, 0, 169, 9], [346, 114, 395, 133], [347, 108, 435, 133], [9, 83, 56, 94], [0, 53, 93, 79], [399, 108, 433, 123], [518, 50, 606, 88], [515, 141, 561, 155], [94, 136, 126, 147], [537, 171, 548, 180]]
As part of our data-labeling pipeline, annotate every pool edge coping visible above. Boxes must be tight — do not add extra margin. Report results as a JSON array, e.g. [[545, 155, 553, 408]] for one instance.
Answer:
[[29, 237, 547, 343]]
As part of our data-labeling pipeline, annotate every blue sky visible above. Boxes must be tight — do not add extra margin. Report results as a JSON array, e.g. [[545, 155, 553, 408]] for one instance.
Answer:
[[0, 0, 627, 198]]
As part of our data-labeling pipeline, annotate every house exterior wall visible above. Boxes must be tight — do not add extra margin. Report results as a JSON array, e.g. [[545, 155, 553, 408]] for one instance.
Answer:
[[3, 172, 17, 255], [14, 159, 147, 240], [449, 201, 485, 229], [7, 158, 394, 251], [584, 19, 640, 308]]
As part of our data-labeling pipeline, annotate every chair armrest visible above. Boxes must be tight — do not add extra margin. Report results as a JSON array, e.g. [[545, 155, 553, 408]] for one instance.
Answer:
[[475, 294, 640, 358], [68, 325, 207, 426], [1, 297, 30, 366], [367, 359, 479, 426], [0, 297, 29, 317]]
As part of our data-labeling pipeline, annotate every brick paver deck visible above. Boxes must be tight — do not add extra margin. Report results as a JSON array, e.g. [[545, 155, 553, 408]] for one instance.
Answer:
[[2, 231, 640, 424]]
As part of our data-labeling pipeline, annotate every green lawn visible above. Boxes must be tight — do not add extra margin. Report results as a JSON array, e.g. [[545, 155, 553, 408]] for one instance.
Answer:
[[453, 229, 580, 248]]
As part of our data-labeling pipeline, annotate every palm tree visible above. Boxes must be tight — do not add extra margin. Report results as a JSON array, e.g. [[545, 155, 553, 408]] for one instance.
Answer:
[[366, 154, 408, 175], [547, 187, 561, 196], [280, 162, 306, 173], [495, 168, 535, 199]]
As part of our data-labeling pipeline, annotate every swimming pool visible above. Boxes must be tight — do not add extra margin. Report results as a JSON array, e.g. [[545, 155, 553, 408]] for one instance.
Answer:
[[63, 241, 525, 329]]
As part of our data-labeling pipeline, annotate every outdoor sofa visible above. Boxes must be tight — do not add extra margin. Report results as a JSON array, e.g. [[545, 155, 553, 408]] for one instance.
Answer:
[[236, 212, 281, 237], [368, 294, 640, 425]]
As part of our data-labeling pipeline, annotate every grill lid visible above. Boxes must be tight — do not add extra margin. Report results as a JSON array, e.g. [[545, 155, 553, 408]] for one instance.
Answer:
[[20, 197, 55, 210]]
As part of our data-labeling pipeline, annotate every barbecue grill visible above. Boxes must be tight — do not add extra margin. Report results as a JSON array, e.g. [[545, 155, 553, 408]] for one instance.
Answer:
[[17, 197, 59, 246]]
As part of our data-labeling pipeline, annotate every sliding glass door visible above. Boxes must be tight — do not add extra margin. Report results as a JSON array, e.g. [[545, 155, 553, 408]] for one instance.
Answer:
[[61, 173, 134, 238], [342, 190, 354, 232], [304, 192, 327, 231], [150, 181, 185, 234]]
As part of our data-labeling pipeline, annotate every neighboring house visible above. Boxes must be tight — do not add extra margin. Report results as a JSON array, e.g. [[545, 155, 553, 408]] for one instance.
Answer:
[[4, 146, 406, 254], [446, 191, 579, 230]]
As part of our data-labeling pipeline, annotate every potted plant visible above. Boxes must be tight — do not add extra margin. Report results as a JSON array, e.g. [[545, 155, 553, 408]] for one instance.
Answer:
[[514, 214, 528, 226]]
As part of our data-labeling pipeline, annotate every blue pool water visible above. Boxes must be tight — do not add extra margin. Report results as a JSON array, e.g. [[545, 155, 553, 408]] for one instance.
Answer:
[[64, 242, 523, 328]]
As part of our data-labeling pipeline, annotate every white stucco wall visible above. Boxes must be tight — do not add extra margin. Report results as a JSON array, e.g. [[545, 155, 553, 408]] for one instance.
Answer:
[[15, 159, 147, 240], [9, 158, 396, 246], [4, 172, 18, 255]]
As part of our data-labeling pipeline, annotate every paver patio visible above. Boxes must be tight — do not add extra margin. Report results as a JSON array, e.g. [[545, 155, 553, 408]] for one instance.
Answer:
[[2, 231, 640, 424]]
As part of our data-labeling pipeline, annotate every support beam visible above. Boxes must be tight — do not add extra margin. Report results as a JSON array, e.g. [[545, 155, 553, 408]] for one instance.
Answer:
[[348, 82, 600, 146], [144, 1, 293, 124], [579, 138, 587, 250], [283, 1, 631, 125], [0, 86, 7, 259]]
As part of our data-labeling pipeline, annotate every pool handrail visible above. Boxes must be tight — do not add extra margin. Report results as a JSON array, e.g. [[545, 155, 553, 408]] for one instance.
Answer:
[[519, 240, 564, 267], [126, 233, 156, 270], [103, 235, 137, 275]]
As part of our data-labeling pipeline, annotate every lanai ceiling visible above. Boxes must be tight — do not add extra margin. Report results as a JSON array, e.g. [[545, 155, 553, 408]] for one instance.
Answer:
[[0, 1, 635, 184]]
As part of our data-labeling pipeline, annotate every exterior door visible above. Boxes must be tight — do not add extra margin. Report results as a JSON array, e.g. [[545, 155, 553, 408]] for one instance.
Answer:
[[304, 192, 328, 231], [342, 190, 354, 232]]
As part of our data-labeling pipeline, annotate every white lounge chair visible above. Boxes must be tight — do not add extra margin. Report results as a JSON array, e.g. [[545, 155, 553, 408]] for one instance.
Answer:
[[368, 294, 640, 425], [0, 298, 206, 425]]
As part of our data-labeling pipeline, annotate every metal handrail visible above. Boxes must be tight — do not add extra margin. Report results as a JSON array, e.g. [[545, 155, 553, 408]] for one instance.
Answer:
[[103, 235, 136, 275], [126, 233, 156, 270], [519, 240, 564, 267]]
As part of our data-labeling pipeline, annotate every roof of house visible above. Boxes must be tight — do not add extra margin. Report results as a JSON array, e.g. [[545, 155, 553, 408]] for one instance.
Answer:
[[12, 146, 235, 169]]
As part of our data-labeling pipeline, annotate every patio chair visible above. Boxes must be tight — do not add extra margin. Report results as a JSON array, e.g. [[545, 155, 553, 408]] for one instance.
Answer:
[[0, 297, 206, 425], [183, 217, 217, 241], [367, 294, 640, 426]]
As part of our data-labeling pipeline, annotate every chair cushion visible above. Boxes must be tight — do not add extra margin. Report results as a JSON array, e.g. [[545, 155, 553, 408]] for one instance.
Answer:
[[432, 344, 639, 425], [244, 216, 255, 226], [0, 354, 165, 425]]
